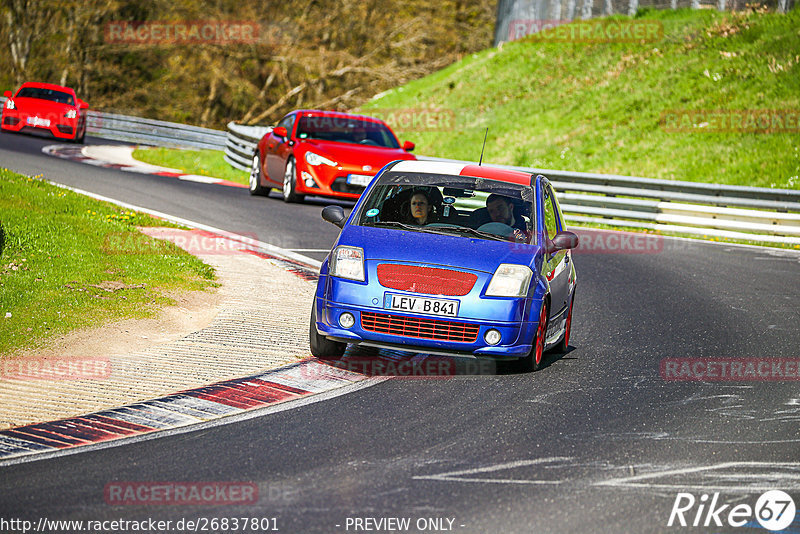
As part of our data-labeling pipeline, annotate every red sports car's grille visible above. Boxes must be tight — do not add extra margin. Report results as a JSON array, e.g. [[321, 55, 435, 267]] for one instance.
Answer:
[[376, 264, 477, 296], [361, 312, 479, 343]]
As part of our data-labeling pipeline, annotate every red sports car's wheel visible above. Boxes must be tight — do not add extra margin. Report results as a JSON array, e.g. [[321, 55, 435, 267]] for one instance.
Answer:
[[282, 157, 305, 203], [249, 153, 270, 196]]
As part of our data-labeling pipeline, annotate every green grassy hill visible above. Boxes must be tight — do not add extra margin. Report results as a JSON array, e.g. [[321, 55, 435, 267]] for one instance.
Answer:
[[361, 7, 800, 189]]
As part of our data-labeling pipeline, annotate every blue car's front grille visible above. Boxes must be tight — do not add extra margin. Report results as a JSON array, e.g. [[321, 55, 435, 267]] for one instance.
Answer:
[[376, 264, 477, 296], [361, 311, 479, 343]]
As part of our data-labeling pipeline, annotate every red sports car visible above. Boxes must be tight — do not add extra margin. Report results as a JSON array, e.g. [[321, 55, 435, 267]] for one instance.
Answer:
[[1, 82, 88, 143], [249, 110, 416, 202]]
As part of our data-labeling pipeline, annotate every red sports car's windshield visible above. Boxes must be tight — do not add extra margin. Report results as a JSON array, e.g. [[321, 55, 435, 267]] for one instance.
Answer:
[[16, 87, 75, 106], [295, 115, 400, 148]]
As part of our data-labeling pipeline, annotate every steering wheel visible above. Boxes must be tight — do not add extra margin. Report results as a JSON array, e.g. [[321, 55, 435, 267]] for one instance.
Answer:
[[477, 222, 516, 238]]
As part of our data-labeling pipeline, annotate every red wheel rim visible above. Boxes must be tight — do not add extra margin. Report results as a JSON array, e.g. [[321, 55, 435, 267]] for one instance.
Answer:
[[535, 305, 547, 364], [563, 300, 573, 348]]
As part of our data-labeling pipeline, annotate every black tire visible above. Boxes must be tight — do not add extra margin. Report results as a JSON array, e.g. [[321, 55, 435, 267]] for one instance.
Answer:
[[248, 152, 270, 196], [512, 300, 549, 373], [282, 157, 304, 203], [554, 289, 575, 353], [309, 303, 346, 360]]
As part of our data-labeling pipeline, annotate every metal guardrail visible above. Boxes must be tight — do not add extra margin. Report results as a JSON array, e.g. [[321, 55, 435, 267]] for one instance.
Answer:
[[224, 122, 271, 171], [219, 121, 800, 246], [419, 155, 800, 245], [0, 96, 227, 150], [4, 96, 795, 246], [84, 111, 227, 150]]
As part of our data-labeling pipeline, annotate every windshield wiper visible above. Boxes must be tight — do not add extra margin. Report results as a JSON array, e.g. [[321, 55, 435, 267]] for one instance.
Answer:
[[430, 226, 509, 242], [367, 221, 471, 238], [369, 221, 510, 242]]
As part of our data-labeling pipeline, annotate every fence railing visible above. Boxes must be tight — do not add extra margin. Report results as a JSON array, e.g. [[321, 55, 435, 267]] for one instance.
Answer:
[[0, 96, 227, 151], [7, 101, 797, 246], [416, 155, 800, 245], [219, 121, 800, 245], [224, 122, 271, 171]]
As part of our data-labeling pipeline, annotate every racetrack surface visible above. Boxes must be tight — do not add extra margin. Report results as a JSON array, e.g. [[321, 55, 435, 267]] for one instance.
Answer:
[[2, 132, 800, 533]]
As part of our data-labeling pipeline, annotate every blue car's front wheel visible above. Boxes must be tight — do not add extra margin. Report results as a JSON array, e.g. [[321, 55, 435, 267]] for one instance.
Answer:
[[309, 303, 346, 360], [511, 301, 548, 373]]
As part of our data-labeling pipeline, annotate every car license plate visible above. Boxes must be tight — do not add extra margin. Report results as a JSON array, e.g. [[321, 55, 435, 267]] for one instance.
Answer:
[[346, 174, 373, 187], [384, 293, 459, 317], [26, 116, 50, 127]]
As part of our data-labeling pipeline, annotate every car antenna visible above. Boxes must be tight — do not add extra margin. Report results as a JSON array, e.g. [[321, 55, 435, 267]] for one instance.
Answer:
[[478, 128, 488, 166]]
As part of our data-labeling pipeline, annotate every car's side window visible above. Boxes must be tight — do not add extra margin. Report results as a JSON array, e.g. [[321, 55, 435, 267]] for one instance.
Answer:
[[550, 186, 567, 233], [278, 114, 295, 135], [543, 186, 559, 240]]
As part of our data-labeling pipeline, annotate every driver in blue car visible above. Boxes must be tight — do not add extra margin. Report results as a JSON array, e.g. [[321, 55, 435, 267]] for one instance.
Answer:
[[469, 193, 529, 240]]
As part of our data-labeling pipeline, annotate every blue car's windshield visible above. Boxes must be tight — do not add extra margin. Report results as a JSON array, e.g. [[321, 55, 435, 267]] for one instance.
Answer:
[[355, 171, 536, 243]]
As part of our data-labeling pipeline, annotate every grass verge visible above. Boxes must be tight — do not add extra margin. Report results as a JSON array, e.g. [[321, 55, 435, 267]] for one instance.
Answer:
[[0, 169, 217, 356], [132, 147, 249, 185]]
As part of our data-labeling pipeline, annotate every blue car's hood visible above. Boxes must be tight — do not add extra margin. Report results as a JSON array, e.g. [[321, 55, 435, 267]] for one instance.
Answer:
[[335, 225, 541, 273]]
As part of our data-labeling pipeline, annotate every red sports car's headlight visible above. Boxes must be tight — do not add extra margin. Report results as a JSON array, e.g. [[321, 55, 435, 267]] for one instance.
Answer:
[[64, 109, 77, 119], [305, 151, 337, 167]]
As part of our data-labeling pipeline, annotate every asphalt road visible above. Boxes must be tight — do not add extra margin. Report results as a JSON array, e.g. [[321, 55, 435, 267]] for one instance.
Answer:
[[2, 132, 800, 533]]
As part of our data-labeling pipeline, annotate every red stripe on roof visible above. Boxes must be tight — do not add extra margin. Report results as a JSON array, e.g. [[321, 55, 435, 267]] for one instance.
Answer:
[[459, 164, 533, 185]]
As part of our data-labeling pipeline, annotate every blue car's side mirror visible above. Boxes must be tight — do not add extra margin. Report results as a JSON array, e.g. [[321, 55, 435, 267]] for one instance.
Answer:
[[322, 205, 346, 228]]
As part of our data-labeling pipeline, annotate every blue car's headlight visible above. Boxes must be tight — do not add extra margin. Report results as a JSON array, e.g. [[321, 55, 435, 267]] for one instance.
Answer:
[[305, 151, 337, 167], [330, 246, 365, 281], [486, 264, 532, 297]]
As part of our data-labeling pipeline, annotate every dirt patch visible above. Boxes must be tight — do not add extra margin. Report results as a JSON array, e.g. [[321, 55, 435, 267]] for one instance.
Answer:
[[7, 285, 222, 362]]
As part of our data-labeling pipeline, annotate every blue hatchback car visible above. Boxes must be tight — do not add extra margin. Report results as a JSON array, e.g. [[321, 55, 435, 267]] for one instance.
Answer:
[[310, 160, 578, 371]]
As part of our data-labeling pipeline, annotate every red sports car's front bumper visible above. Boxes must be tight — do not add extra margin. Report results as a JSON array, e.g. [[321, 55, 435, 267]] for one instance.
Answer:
[[1, 110, 82, 140], [295, 159, 377, 200]]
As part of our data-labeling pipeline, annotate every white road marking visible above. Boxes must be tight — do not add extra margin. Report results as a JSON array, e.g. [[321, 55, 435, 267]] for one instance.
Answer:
[[596, 462, 800, 491], [412, 457, 573, 485]]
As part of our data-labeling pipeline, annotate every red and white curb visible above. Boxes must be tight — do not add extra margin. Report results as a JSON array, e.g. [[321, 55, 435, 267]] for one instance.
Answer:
[[42, 144, 247, 189], [0, 360, 375, 464]]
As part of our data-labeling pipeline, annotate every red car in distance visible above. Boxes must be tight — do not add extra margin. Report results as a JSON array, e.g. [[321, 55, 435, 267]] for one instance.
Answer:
[[1, 82, 88, 143], [249, 109, 416, 202]]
